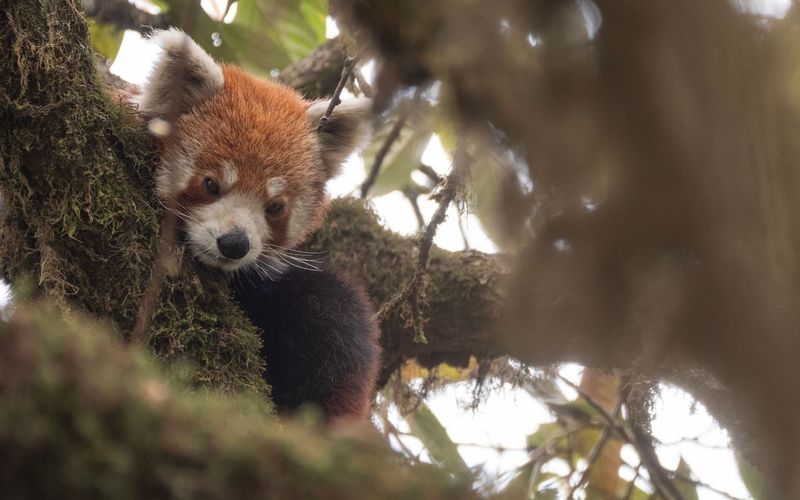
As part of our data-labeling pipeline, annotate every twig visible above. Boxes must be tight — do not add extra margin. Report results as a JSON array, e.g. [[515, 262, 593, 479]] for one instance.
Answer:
[[131, 6, 198, 346], [360, 87, 424, 199], [393, 430, 526, 452], [557, 375, 684, 500], [556, 375, 630, 441], [456, 212, 470, 250], [631, 415, 687, 500], [656, 435, 732, 450], [403, 188, 425, 230], [354, 67, 375, 98], [360, 114, 406, 198], [621, 463, 642, 500], [566, 426, 613, 498], [277, 37, 349, 98], [673, 474, 745, 500], [566, 392, 624, 499], [316, 55, 358, 133], [376, 141, 470, 343], [379, 412, 421, 464], [418, 163, 444, 185]]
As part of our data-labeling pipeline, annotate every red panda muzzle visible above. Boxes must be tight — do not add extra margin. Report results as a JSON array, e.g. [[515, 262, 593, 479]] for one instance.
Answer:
[[216, 229, 250, 260]]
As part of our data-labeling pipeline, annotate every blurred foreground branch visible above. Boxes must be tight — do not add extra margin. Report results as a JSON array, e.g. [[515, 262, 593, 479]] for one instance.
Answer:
[[0, 304, 466, 499], [277, 36, 351, 99], [81, 0, 169, 33], [333, 0, 800, 494]]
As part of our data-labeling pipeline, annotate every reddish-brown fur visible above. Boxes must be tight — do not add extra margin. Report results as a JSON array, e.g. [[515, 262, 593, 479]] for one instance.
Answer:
[[173, 66, 328, 246], [141, 39, 380, 421]]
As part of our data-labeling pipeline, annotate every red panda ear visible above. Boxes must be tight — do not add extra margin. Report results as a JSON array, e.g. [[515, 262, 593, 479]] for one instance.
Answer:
[[307, 98, 372, 178], [135, 29, 224, 120]]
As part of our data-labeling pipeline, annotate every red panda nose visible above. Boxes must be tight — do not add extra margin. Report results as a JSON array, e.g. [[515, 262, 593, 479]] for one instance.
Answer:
[[217, 229, 250, 260]]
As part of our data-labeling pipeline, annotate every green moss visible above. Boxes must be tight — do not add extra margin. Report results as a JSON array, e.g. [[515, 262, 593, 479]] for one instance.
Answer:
[[0, 0, 266, 398], [0, 304, 468, 499], [307, 199, 504, 376]]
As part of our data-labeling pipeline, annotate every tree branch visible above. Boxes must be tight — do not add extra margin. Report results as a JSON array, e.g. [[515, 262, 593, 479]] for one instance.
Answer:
[[81, 0, 169, 33], [0, 303, 468, 499], [277, 36, 351, 99], [307, 199, 505, 384]]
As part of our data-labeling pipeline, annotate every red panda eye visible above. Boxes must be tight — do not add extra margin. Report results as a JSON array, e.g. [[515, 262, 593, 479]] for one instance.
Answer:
[[204, 177, 220, 196], [266, 202, 285, 216]]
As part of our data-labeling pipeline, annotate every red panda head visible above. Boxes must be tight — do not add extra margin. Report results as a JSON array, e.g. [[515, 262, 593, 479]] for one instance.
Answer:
[[135, 30, 370, 273]]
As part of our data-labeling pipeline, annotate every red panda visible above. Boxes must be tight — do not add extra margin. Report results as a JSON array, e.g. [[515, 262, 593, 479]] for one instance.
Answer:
[[135, 30, 381, 420]]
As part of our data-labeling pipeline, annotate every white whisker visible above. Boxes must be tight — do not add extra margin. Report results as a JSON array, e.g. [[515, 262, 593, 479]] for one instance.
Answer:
[[273, 252, 321, 271]]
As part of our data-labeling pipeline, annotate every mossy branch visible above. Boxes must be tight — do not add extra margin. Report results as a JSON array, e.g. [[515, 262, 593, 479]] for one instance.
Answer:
[[0, 0, 267, 397], [306, 200, 505, 385], [0, 304, 467, 499]]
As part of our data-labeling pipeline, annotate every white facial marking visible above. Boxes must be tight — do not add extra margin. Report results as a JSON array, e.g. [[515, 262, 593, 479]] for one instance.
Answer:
[[221, 162, 238, 189], [285, 195, 313, 248], [184, 192, 270, 272], [266, 177, 286, 198], [156, 150, 196, 200]]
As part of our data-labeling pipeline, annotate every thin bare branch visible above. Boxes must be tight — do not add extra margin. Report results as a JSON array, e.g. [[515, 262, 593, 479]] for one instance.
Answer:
[[354, 67, 375, 98], [81, 0, 169, 34], [456, 213, 470, 250], [316, 55, 358, 133], [566, 407, 621, 498], [376, 141, 470, 343], [131, 5, 199, 346], [621, 464, 643, 500], [673, 474, 745, 500], [417, 163, 443, 186], [403, 188, 425, 230], [557, 375, 685, 500]]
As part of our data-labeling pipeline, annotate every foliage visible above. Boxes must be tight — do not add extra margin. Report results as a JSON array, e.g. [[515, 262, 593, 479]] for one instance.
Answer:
[[91, 0, 328, 75]]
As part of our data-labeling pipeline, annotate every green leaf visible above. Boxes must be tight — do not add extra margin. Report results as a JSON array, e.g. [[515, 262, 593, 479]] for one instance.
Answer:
[[736, 453, 777, 500], [149, 0, 171, 10], [88, 20, 124, 61], [404, 403, 472, 481], [468, 146, 530, 252], [493, 468, 529, 498], [674, 458, 699, 500], [526, 422, 563, 449], [627, 485, 651, 500], [161, 0, 329, 75], [572, 427, 602, 460], [363, 111, 435, 198], [299, 0, 327, 41]]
